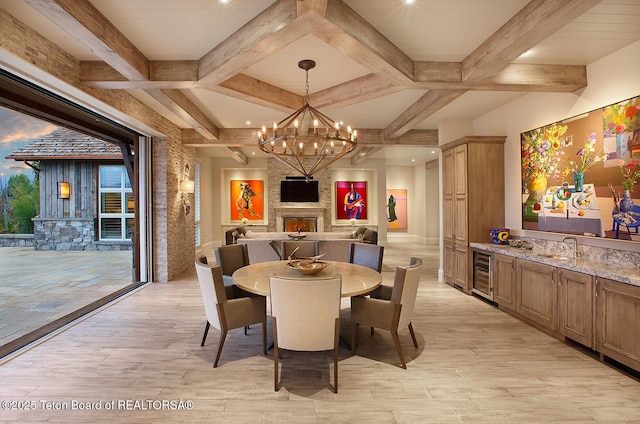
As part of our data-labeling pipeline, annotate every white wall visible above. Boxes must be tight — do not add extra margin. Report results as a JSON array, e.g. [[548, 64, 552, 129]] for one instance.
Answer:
[[473, 39, 640, 250]]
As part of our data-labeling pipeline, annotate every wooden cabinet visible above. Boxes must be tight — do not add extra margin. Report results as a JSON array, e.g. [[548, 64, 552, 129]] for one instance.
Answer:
[[596, 278, 640, 371], [516, 259, 558, 332], [441, 136, 505, 291], [493, 253, 516, 311], [558, 269, 594, 348]]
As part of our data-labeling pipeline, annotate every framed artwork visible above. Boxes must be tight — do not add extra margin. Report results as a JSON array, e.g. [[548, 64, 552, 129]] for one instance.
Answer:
[[335, 181, 367, 220], [386, 189, 407, 229], [230, 179, 264, 221]]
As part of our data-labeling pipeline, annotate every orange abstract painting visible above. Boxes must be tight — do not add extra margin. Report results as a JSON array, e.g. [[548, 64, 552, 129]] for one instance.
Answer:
[[231, 180, 264, 221]]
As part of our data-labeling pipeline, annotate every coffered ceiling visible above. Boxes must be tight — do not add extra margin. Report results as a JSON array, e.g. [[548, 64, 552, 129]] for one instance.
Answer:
[[2, 0, 640, 166]]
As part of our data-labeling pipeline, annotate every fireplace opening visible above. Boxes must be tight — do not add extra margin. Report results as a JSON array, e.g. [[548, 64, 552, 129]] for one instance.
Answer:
[[283, 217, 317, 232]]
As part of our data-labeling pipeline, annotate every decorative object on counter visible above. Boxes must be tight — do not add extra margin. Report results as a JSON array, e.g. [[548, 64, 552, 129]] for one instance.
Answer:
[[490, 228, 510, 245], [563, 132, 608, 193]]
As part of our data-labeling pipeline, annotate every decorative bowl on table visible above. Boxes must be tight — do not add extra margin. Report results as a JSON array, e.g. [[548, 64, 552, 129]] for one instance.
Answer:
[[287, 259, 328, 275], [287, 233, 306, 240]]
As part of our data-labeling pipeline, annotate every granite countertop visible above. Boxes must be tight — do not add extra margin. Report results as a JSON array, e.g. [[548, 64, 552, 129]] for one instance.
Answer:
[[470, 242, 640, 288]]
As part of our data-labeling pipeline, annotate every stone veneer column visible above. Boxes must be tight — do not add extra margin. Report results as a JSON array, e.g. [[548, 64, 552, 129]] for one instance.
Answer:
[[266, 158, 332, 231]]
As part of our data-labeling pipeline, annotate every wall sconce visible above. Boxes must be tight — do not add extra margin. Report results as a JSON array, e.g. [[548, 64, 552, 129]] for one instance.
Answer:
[[58, 181, 70, 199], [180, 164, 194, 214], [179, 179, 195, 194]]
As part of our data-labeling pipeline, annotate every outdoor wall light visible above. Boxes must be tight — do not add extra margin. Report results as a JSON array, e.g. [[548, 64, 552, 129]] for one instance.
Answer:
[[58, 181, 70, 199]]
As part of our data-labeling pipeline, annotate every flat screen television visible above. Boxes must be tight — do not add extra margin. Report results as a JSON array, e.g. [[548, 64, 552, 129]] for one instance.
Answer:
[[280, 178, 319, 202]]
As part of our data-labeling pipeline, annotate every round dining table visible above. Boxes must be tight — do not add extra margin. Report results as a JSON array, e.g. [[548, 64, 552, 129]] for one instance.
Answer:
[[232, 260, 382, 297]]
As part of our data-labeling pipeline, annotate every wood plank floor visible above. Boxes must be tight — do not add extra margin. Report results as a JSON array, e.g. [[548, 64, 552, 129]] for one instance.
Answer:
[[0, 239, 639, 423]]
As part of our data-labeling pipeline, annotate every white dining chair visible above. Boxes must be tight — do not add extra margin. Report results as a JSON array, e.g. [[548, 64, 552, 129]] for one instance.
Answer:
[[269, 274, 342, 392]]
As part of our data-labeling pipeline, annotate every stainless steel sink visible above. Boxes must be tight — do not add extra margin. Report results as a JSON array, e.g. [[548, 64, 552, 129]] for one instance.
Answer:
[[541, 254, 573, 261]]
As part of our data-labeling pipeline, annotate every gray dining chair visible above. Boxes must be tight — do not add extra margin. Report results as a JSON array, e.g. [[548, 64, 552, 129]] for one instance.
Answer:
[[215, 243, 250, 287], [280, 240, 318, 260], [348, 242, 384, 273], [269, 274, 342, 392], [194, 260, 267, 367], [350, 257, 423, 369]]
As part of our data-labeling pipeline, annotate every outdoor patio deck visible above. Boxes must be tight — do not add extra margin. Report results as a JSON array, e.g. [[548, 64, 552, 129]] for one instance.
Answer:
[[0, 247, 133, 354]]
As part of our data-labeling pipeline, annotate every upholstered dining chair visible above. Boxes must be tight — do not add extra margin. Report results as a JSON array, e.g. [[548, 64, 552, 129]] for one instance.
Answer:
[[280, 240, 318, 260], [194, 260, 267, 367], [214, 243, 250, 287], [348, 242, 384, 272], [350, 257, 423, 369], [269, 274, 342, 393]]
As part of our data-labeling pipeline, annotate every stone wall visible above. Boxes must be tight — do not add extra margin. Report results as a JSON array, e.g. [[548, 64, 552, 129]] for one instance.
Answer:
[[0, 234, 34, 247], [266, 157, 332, 232], [33, 218, 132, 251]]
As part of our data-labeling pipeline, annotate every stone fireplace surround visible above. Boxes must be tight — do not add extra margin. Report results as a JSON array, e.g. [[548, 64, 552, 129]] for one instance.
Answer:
[[274, 207, 325, 232]]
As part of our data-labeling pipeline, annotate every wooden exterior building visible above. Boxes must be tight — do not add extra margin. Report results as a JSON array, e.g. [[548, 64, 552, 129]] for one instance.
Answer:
[[5, 128, 131, 251]]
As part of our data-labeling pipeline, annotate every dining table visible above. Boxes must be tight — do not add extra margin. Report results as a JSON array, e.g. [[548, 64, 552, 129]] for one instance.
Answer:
[[232, 260, 382, 297]]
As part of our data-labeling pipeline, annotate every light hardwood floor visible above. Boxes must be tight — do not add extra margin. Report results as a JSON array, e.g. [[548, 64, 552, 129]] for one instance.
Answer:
[[0, 239, 639, 423]]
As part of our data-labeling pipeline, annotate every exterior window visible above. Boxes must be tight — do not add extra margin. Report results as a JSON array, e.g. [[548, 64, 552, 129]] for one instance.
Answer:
[[195, 162, 201, 247], [99, 165, 133, 240]]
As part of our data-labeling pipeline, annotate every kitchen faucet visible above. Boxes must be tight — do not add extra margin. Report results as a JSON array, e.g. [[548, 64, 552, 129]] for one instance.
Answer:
[[562, 236, 579, 258]]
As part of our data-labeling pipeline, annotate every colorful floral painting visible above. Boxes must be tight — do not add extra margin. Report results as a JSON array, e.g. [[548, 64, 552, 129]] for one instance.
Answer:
[[231, 180, 264, 221], [603, 96, 640, 160], [336, 181, 367, 220], [386, 189, 407, 230], [521, 123, 568, 183]]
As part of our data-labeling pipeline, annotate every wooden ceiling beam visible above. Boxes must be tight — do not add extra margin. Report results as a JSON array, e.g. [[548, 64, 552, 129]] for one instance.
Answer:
[[197, 0, 307, 87], [384, 0, 597, 138], [297, 0, 329, 17], [385, 90, 466, 139], [216, 74, 303, 112], [80, 61, 198, 89], [413, 62, 587, 92], [461, 0, 601, 81], [311, 0, 414, 86], [24, 0, 149, 81], [146, 89, 219, 140], [310, 74, 399, 109]]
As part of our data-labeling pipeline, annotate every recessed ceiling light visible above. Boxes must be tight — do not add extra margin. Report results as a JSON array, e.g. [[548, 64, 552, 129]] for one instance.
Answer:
[[404, 0, 415, 4], [219, 0, 230, 4], [245, 121, 251, 125], [411, 159, 415, 162]]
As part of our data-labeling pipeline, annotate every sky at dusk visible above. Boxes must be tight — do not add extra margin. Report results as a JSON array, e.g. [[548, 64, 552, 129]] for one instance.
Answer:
[[0, 105, 58, 184]]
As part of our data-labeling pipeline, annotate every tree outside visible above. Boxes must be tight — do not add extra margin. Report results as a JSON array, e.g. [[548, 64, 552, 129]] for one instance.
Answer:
[[0, 171, 39, 234]]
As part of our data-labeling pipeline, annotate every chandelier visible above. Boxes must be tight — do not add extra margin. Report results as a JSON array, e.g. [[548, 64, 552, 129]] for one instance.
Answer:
[[257, 59, 357, 180]]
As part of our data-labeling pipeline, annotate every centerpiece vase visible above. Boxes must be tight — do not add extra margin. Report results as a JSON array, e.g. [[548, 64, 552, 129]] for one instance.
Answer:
[[573, 172, 584, 192], [526, 175, 547, 203], [619, 189, 634, 213]]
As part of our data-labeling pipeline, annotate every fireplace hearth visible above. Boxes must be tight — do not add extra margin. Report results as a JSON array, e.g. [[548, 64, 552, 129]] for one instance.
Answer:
[[274, 207, 324, 232], [283, 217, 317, 232]]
